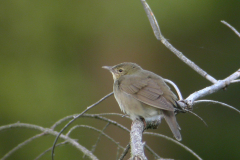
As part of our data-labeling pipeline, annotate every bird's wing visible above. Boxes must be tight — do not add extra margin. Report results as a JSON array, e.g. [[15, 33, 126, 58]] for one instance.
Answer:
[[120, 75, 175, 111]]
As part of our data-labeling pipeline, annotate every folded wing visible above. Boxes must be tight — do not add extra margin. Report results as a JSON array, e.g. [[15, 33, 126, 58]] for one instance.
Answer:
[[120, 75, 175, 111]]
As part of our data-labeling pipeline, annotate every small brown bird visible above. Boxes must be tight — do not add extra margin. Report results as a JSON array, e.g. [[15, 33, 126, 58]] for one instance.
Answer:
[[103, 62, 181, 141]]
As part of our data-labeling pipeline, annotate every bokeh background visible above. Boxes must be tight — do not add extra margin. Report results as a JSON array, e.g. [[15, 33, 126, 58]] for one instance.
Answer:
[[0, 0, 240, 159]]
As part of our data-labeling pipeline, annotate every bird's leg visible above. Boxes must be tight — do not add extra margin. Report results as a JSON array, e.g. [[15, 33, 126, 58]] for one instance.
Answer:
[[139, 117, 147, 129]]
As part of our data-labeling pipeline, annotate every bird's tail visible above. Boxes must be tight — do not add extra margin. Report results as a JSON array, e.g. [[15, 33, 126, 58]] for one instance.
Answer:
[[162, 110, 182, 141]]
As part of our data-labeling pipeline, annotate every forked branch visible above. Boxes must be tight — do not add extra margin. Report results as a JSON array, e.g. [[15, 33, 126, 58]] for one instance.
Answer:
[[129, 1, 240, 160], [140, 0, 217, 84]]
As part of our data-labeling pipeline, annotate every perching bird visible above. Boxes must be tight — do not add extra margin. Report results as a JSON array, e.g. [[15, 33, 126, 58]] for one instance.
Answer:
[[103, 62, 181, 141]]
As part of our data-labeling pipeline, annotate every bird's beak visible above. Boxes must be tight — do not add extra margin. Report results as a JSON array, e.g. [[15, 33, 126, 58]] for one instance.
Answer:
[[102, 66, 113, 72]]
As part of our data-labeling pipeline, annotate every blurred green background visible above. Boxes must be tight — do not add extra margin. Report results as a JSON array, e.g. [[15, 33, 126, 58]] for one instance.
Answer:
[[0, 0, 240, 159]]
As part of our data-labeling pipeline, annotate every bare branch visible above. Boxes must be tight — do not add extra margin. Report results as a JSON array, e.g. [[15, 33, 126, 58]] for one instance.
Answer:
[[118, 143, 130, 160], [82, 114, 160, 159], [92, 113, 128, 118], [221, 20, 240, 37], [52, 113, 126, 132], [67, 125, 124, 150], [51, 92, 113, 160], [130, 120, 147, 160], [187, 110, 208, 126], [164, 79, 183, 100], [2, 133, 45, 160], [144, 145, 161, 159], [231, 79, 240, 83], [140, 0, 217, 84], [144, 132, 203, 160], [185, 69, 240, 105], [194, 100, 240, 114], [89, 123, 110, 156], [116, 145, 121, 160], [35, 142, 68, 160], [51, 115, 73, 130], [0, 123, 98, 160], [82, 114, 130, 132], [83, 113, 205, 159], [140, 0, 162, 40]]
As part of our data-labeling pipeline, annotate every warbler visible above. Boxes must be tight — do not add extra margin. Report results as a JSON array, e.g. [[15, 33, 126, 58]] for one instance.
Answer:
[[103, 62, 181, 141]]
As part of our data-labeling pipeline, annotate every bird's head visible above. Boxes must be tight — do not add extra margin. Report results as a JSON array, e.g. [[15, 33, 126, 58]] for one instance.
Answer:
[[103, 62, 142, 80]]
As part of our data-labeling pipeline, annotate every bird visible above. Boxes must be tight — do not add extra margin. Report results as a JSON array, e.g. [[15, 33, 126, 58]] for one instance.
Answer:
[[103, 62, 181, 141]]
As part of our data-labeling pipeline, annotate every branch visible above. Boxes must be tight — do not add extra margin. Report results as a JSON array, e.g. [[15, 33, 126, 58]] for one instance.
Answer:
[[96, 112, 201, 159], [118, 143, 130, 160], [194, 100, 240, 114], [83, 114, 209, 158], [88, 123, 110, 156], [144, 132, 202, 160], [182, 69, 240, 107], [136, 1, 240, 159], [82, 114, 162, 159], [144, 145, 161, 159], [0, 123, 98, 160], [164, 79, 183, 100], [231, 79, 240, 83], [35, 142, 68, 160], [67, 125, 124, 150], [130, 120, 147, 160], [221, 20, 240, 37], [140, 0, 217, 84], [2, 133, 45, 160], [51, 92, 113, 160]]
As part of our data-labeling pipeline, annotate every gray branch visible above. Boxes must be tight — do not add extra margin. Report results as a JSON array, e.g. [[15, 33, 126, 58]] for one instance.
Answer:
[[52, 92, 113, 160], [221, 20, 240, 37], [144, 132, 202, 160], [2, 1, 240, 160], [130, 119, 147, 160], [181, 69, 240, 107], [2, 133, 45, 160], [140, 0, 217, 84], [0, 123, 98, 160], [131, 1, 240, 159]]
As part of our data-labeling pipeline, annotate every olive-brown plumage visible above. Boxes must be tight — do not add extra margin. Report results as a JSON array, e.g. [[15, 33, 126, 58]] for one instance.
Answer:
[[103, 62, 181, 141]]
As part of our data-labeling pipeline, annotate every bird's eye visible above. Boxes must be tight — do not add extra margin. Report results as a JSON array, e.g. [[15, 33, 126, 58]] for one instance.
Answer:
[[118, 69, 123, 72]]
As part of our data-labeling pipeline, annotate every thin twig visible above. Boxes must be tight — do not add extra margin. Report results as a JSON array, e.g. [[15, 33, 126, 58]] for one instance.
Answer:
[[118, 143, 130, 160], [52, 113, 126, 132], [144, 132, 202, 160], [66, 125, 124, 150], [194, 100, 240, 114], [82, 114, 131, 132], [231, 79, 240, 83], [164, 79, 183, 100], [1, 133, 45, 160], [51, 115, 73, 130], [0, 123, 98, 160], [116, 145, 120, 160], [35, 141, 68, 160], [221, 20, 240, 38], [140, 0, 217, 84], [185, 69, 240, 105], [51, 92, 113, 160], [82, 114, 160, 159], [91, 113, 128, 118], [144, 145, 161, 159], [187, 110, 208, 126], [88, 123, 110, 157]]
